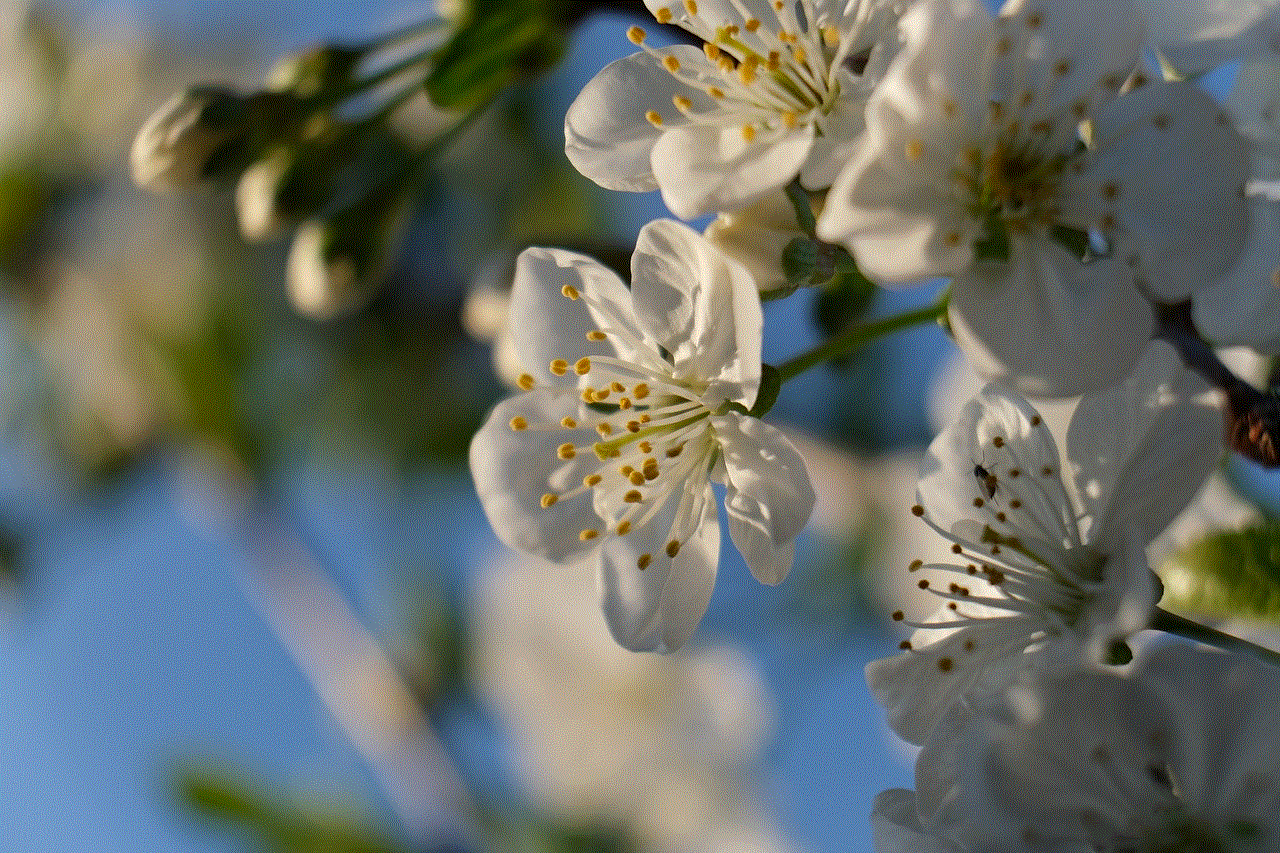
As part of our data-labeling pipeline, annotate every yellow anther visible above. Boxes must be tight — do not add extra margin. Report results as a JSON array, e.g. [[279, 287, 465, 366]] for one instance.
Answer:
[[791, 46, 806, 64], [739, 63, 756, 85], [617, 521, 632, 535], [638, 553, 652, 570], [610, 382, 625, 393], [561, 284, 580, 300], [582, 388, 596, 404], [558, 443, 577, 460], [580, 529, 599, 541], [773, 0, 784, 8], [822, 24, 839, 46], [621, 465, 634, 476], [742, 124, 757, 142], [708, 86, 725, 99], [618, 398, 633, 410], [584, 474, 602, 487], [704, 43, 720, 62], [628, 25, 646, 45], [663, 54, 681, 73], [744, 17, 760, 31], [638, 414, 651, 424], [781, 111, 797, 129], [627, 421, 641, 433], [646, 110, 663, 126], [946, 231, 961, 246], [718, 56, 736, 73], [586, 330, 608, 341], [541, 493, 558, 508], [673, 95, 693, 111], [684, 0, 697, 14], [629, 470, 646, 486], [905, 139, 924, 161], [625, 490, 644, 503], [766, 51, 781, 71], [643, 465, 660, 482], [594, 387, 610, 401], [509, 416, 528, 431], [597, 422, 614, 437], [633, 383, 650, 399], [666, 443, 683, 458], [574, 357, 592, 375], [655, 6, 673, 23], [550, 359, 569, 376], [517, 373, 535, 390], [560, 416, 578, 428], [637, 441, 653, 454], [666, 540, 681, 558]]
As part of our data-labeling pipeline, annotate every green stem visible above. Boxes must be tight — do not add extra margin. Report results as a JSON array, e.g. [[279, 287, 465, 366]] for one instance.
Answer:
[[776, 295, 949, 382], [1152, 607, 1280, 669], [783, 178, 817, 236]]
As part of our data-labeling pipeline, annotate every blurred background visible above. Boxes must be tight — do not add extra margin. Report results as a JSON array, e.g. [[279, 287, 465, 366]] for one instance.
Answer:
[[7, 2, 1245, 852]]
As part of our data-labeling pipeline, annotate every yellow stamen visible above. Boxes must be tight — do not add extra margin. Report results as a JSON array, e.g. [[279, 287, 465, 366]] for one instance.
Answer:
[[646, 110, 663, 127], [627, 25, 646, 45], [509, 416, 528, 431], [655, 7, 672, 24], [666, 540, 681, 558], [541, 493, 558, 508], [574, 357, 591, 375], [517, 373, 535, 390], [561, 284, 579, 300], [663, 54, 681, 73], [583, 474, 602, 487], [633, 383, 650, 399], [617, 521, 632, 535], [580, 529, 599, 541], [625, 490, 643, 503], [557, 443, 576, 460], [560, 416, 577, 428], [550, 359, 568, 376], [586, 330, 607, 341], [637, 553, 652, 570], [742, 124, 756, 142]]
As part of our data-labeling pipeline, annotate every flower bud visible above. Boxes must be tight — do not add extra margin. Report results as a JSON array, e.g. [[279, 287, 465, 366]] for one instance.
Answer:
[[131, 86, 247, 191], [286, 196, 409, 319], [265, 44, 364, 99]]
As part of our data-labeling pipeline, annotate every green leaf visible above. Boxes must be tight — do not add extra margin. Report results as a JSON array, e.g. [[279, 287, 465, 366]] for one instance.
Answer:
[[1160, 522, 1280, 621], [749, 363, 782, 418], [426, 0, 565, 110]]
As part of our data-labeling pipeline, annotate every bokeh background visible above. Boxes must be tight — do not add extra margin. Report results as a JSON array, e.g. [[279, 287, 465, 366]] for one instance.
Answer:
[[7, 2, 1270, 852]]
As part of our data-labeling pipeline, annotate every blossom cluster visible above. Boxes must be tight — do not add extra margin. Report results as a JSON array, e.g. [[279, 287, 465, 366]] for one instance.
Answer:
[[464, 0, 1280, 848]]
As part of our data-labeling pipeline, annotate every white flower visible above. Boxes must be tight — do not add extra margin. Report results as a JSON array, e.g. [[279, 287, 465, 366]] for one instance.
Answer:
[[816, 0, 1250, 395], [131, 86, 245, 191], [564, 0, 904, 219], [468, 219, 815, 652], [866, 343, 1221, 745], [872, 644, 1280, 852], [1138, 0, 1280, 75]]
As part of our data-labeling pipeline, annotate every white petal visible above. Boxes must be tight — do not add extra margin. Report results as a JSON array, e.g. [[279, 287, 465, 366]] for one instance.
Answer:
[[998, 0, 1143, 119], [1067, 340, 1222, 549], [919, 383, 1071, 548], [650, 123, 815, 219], [866, 607, 1048, 745], [1139, 643, 1280, 823], [1139, 0, 1280, 74], [1063, 81, 1250, 301], [564, 48, 705, 193], [870, 789, 961, 853], [1194, 196, 1280, 351], [509, 247, 641, 386], [948, 236, 1152, 397], [469, 391, 604, 562], [631, 219, 762, 407], [597, 491, 720, 652], [714, 414, 815, 585], [702, 191, 805, 294], [799, 78, 871, 190]]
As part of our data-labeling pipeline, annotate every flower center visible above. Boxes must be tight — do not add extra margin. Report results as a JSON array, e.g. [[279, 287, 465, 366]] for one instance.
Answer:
[[631, 0, 857, 141], [509, 283, 721, 568]]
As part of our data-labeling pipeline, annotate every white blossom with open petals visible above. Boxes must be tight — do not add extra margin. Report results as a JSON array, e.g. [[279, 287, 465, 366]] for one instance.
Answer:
[[469, 219, 814, 652], [866, 343, 1221, 745], [872, 644, 1280, 852], [817, 0, 1249, 395], [564, 0, 905, 219], [1139, 0, 1280, 74]]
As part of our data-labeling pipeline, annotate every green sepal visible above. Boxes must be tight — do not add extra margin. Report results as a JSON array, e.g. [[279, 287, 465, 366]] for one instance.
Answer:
[[749, 363, 782, 418], [1159, 522, 1280, 621]]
